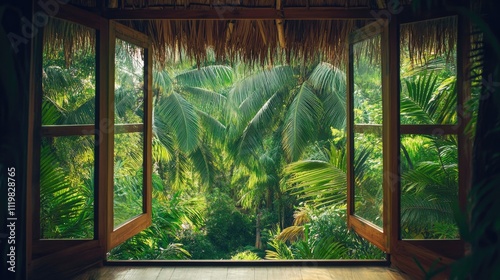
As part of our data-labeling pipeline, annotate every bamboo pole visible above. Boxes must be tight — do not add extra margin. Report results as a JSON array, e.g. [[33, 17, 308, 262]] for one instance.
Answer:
[[276, 0, 286, 49], [256, 20, 267, 46]]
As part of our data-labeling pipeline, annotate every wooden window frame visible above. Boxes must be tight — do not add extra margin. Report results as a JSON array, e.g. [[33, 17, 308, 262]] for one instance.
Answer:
[[347, 16, 470, 272], [390, 15, 470, 275], [28, 5, 108, 279], [346, 19, 397, 253], [106, 20, 153, 251]]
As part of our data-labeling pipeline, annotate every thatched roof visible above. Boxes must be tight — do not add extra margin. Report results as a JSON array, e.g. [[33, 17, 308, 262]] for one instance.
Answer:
[[46, 0, 469, 67]]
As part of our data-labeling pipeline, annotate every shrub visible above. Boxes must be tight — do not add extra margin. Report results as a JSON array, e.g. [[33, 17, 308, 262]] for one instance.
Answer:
[[177, 230, 222, 259], [231, 250, 261, 260], [308, 206, 384, 259], [205, 191, 255, 255]]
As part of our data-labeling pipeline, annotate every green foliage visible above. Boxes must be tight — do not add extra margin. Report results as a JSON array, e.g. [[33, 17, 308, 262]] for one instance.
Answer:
[[307, 62, 347, 132], [40, 38, 471, 263], [228, 63, 346, 162], [285, 159, 346, 208], [39, 143, 94, 238], [158, 92, 200, 153], [231, 250, 262, 260], [109, 189, 204, 260], [401, 72, 457, 124], [205, 192, 255, 255], [265, 206, 383, 260], [152, 63, 234, 192], [177, 230, 221, 259], [282, 82, 323, 162], [265, 228, 295, 260], [308, 207, 384, 259]]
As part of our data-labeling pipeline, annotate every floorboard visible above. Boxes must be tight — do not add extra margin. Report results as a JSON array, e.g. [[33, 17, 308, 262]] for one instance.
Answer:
[[71, 265, 409, 280]]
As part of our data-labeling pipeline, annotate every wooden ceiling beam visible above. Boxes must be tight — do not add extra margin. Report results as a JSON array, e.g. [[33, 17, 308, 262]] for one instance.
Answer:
[[103, 7, 378, 20]]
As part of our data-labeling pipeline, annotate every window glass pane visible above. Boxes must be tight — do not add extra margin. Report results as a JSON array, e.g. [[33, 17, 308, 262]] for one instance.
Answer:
[[115, 39, 145, 124], [353, 132, 383, 228], [42, 18, 96, 125], [114, 132, 144, 229], [400, 19, 457, 125], [400, 134, 459, 239], [40, 136, 95, 239], [352, 34, 383, 228]]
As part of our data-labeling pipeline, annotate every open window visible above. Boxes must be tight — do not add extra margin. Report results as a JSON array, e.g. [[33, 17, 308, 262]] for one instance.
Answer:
[[107, 21, 153, 250], [396, 15, 467, 261], [347, 14, 470, 274], [347, 19, 396, 252], [29, 9, 106, 279], [29, 10, 152, 277]]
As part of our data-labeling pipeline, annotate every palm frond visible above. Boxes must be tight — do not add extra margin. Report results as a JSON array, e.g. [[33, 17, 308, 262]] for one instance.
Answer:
[[196, 109, 227, 141], [39, 145, 88, 238], [168, 151, 190, 191], [401, 161, 457, 196], [229, 122, 262, 160], [229, 92, 281, 159], [400, 72, 439, 123], [41, 99, 64, 125], [42, 65, 77, 97], [293, 207, 311, 226], [401, 71, 457, 125], [189, 143, 216, 187], [228, 65, 295, 108], [152, 136, 173, 163], [265, 228, 295, 260], [114, 87, 143, 123], [230, 85, 284, 137], [64, 97, 95, 124], [153, 69, 173, 96], [182, 86, 226, 108], [307, 62, 347, 130], [282, 82, 323, 162], [153, 102, 176, 155], [434, 76, 457, 124], [175, 65, 233, 90], [157, 92, 200, 153], [308, 237, 348, 259], [401, 194, 456, 232], [278, 225, 305, 243], [284, 160, 346, 208]]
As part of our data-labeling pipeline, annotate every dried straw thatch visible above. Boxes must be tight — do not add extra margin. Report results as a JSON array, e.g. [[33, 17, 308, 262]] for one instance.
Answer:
[[48, 0, 465, 68], [122, 19, 365, 67], [400, 16, 458, 64], [43, 17, 96, 67]]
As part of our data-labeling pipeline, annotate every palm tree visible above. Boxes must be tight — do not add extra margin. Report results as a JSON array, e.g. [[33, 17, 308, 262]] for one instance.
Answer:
[[227, 62, 346, 163], [232, 133, 285, 249], [226, 62, 346, 250], [153, 64, 234, 190]]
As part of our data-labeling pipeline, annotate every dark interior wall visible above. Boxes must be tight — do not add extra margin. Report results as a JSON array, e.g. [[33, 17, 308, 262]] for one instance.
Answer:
[[0, 1, 32, 279], [465, 0, 500, 278]]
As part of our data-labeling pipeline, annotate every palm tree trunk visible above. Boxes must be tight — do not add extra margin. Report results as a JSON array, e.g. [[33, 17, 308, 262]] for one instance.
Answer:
[[255, 209, 262, 249]]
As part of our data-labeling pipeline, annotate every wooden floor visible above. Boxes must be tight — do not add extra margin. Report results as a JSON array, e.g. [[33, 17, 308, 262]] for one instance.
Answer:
[[71, 266, 409, 280]]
